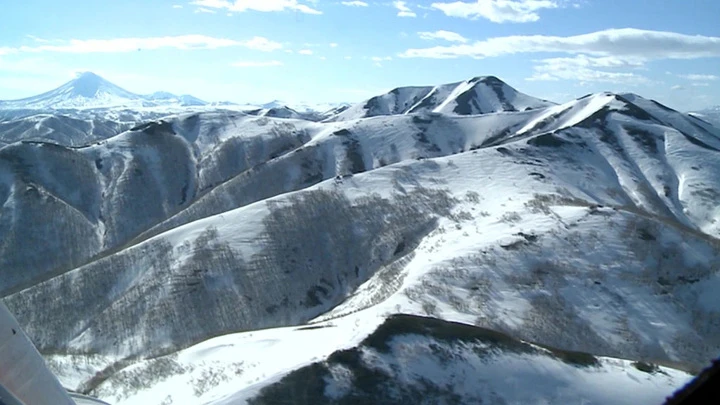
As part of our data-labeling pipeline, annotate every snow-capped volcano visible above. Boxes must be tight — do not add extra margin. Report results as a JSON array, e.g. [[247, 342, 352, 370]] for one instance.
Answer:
[[0, 72, 145, 109], [0, 72, 207, 110], [326, 75, 554, 122]]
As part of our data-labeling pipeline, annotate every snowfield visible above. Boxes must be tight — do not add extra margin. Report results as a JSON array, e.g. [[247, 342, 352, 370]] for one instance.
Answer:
[[0, 73, 718, 404]]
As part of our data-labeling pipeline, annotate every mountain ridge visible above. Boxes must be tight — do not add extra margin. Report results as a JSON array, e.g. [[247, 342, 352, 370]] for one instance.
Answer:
[[689, 105, 720, 127], [1, 75, 718, 404], [325, 75, 555, 122]]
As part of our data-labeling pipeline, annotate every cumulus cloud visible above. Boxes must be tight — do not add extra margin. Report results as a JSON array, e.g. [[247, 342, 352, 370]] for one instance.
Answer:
[[190, 0, 322, 14], [431, 0, 558, 23], [399, 28, 720, 84], [194, 7, 217, 13], [10, 35, 282, 53], [341, 1, 368, 6], [418, 30, 468, 43], [394, 1, 417, 17], [298, 49, 314, 55], [231, 60, 283, 67], [399, 28, 720, 61]]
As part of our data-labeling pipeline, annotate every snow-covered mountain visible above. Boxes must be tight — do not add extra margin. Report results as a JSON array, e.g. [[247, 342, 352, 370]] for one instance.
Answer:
[[144, 91, 207, 107], [0, 72, 208, 110], [3, 76, 720, 404], [259, 100, 349, 114], [689, 105, 720, 127], [245, 105, 314, 120], [0, 114, 136, 147], [325, 75, 554, 122]]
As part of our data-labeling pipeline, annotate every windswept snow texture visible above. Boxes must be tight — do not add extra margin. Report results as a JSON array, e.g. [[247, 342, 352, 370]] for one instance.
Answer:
[[326, 76, 554, 122], [1, 75, 719, 404]]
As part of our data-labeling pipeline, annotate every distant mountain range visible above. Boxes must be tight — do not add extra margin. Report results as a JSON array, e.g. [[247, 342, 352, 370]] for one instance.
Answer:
[[0, 72, 349, 116], [1, 73, 719, 404], [0, 72, 209, 110]]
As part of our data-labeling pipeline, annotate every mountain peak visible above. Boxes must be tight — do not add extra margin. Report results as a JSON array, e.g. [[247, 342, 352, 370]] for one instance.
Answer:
[[74, 71, 103, 80], [67, 72, 118, 98], [469, 75, 503, 85], [327, 75, 555, 122]]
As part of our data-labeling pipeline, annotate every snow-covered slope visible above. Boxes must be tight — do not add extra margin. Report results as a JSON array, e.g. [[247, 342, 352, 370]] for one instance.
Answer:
[[247, 315, 691, 405], [144, 92, 207, 107], [1, 78, 719, 404], [245, 105, 322, 121], [326, 76, 554, 122], [0, 114, 135, 146], [260, 100, 349, 114], [689, 105, 720, 127], [64, 314, 690, 405]]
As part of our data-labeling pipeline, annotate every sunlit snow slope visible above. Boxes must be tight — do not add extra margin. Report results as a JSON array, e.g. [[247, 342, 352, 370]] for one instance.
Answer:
[[2, 76, 718, 404]]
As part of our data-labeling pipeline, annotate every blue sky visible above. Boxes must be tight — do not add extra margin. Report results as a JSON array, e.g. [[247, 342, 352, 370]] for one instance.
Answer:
[[0, 0, 719, 110]]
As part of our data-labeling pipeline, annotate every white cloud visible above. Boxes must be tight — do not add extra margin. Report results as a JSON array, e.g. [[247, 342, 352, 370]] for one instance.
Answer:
[[418, 30, 468, 43], [671, 85, 684, 90], [341, 0, 368, 6], [319, 56, 327, 60], [298, 49, 314, 55], [399, 28, 720, 61], [194, 7, 217, 13], [329, 43, 339, 48], [8, 35, 282, 54], [190, 0, 322, 14], [431, 0, 558, 23], [394, 1, 417, 17], [678, 74, 719, 81], [371, 56, 392, 67], [692, 82, 711, 87], [173, 4, 184, 8], [527, 55, 651, 85], [344, 56, 352, 60], [242, 37, 284, 51], [231, 60, 283, 67]]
